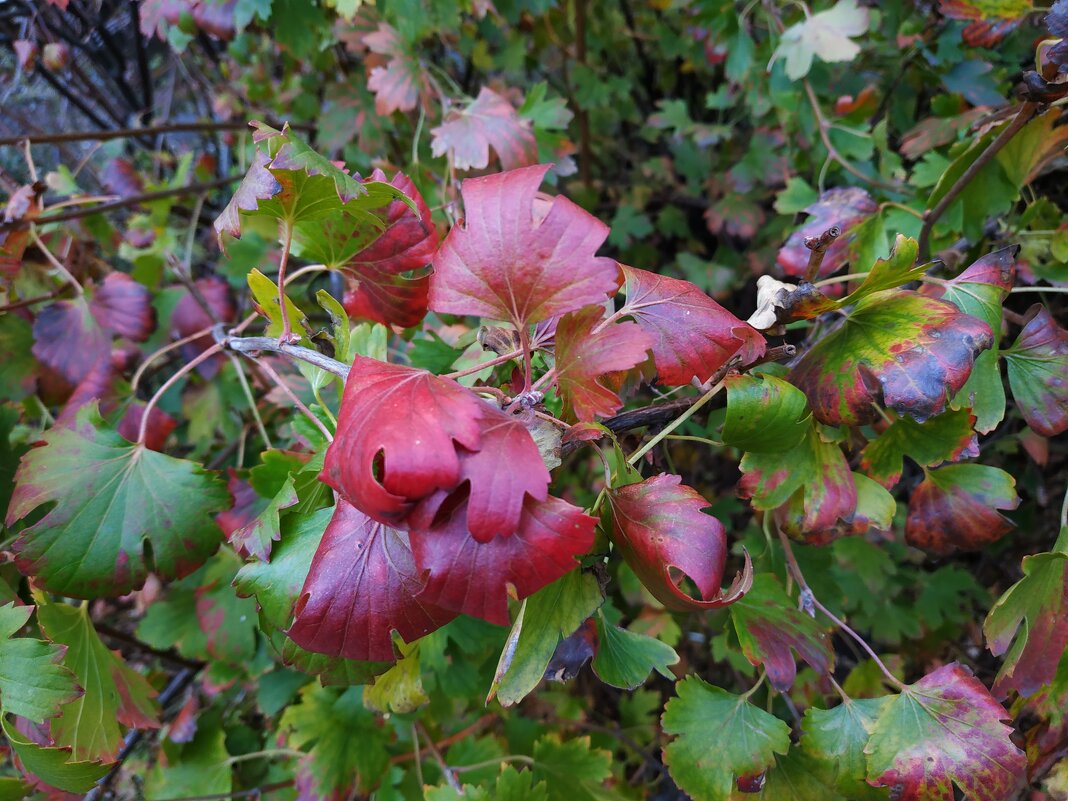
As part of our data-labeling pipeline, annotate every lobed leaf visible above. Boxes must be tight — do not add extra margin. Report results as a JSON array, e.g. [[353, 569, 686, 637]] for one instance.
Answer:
[[431, 87, 538, 172], [864, 663, 1026, 801], [618, 265, 765, 385], [429, 165, 620, 330], [860, 407, 979, 489], [6, 403, 228, 597], [802, 697, 891, 800], [662, 677, 791, 801], [0, 603, 79, 723], [591, 613, 679, 690], [789, 290, 993, 427], [1004, 304, 1068, 437]]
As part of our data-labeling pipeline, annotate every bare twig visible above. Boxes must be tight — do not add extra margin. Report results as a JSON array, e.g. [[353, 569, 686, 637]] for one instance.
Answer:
[[0, 120, 314, 147], [221, 333, 350, 379]]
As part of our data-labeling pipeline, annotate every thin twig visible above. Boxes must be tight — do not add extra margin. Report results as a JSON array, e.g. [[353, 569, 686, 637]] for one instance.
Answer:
[[917, 102, 1039, 261], [416, 722, 462, 792], [0, 120, 314, 147], [130, 326, 216, 395], [0, 177, 240, 233], [222, 334, 350, 379], [138, 344, 224, 444], [29, 229, 83, 295], [250, 357, 334, 443]]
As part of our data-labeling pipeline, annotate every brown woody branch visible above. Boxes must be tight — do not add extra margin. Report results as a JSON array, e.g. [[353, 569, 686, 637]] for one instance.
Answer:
[[0, 119, 315, 147], [219, 331, 351, 379]]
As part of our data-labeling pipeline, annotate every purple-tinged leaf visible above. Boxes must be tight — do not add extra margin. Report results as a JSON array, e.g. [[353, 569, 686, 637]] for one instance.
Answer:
[[905, 464, 1019, 556], [1004, 305, 1068, 437], [777, 188, 878, 280]]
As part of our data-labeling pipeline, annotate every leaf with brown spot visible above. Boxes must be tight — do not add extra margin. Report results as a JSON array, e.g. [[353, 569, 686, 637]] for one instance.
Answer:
[[789, 290, 993, 427], [905, 464, 1019, 556]]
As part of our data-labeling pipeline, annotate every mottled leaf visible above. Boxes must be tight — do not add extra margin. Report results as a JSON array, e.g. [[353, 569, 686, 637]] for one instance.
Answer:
[[864, 663, 1026, 801], [619, 265, 764, 385], [89, 272, 155, 342], [984, 529, 1068, 697], [31, 298, 108, 385], [608, 474, 752, 611], [662, 677, 791, 801], [431, 87, 538, 171], [905, 464, 1019, 555], [1004, 305, 1068, 437], [789, 290, 993, 426], [0, 603, 79, 723], [429, 165, 620, 330], [363, 23, 426, 115], [723, 373, 810, 453], [730, 574, 833, 692], [553, 307, 652, 421], [861, 408, 979, 489], [7, 404, 228, 597]]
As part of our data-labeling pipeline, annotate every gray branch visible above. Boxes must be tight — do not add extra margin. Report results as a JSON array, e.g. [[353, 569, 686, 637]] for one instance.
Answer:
[[216, 328, 350, 379]]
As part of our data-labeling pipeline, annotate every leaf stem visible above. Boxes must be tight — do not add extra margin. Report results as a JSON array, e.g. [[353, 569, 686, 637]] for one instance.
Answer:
[[451, 755, 536, 774], [775, 525, 906, 690], [249, 357, 334, 443], [29, 229, 83, 295], [138, 344, 223, 445], [1009, 286, 1068, 295], [813, 271, 870, 289], [275, 221, 297, 344], [443, 348, 523, 380], [518, 324, 534, 391], [226, 748, 305, 765], [416, 722, 462, 792], [226, 354, 272, 450], [627, 381, 724, 465], [131, 326, 215, 394]]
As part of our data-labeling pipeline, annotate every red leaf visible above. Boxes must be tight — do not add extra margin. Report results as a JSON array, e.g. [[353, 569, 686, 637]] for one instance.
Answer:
[[608, 474, 752, 611], [364, 23, 427, 115], [553, 307, 653, 421], [32, 298, 109, 385], [340, 171, 437, 328], [171, 277, 236, 379], [776, 188, 877, 280], [116, 403, 177, 452], [905, 464, 1019, 556], [89, 273, 155, 342], [215, 471, 260, 539], [429, 165, 620, 330], [430, 87, 538, 171], [288, 500, 457, 662], [321, 357, 486, 523], [410, 405, 551, 541], [619, 265, 765, 385], [409, 494, 596, 625]]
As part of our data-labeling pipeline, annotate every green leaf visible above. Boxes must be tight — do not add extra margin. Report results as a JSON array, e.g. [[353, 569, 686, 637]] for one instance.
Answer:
[[532, 734, 619, 801], [496, 766, 549, 801], [6, 403, 229, 598], [662, 677, 791, 801], [789, 290, 993, 427], [0, 406, 28, 522], [0, 314, 35, 403], [774, 177, 818, 215], [144, 717, 231, 801], [860, 408, 979, 489], [1, 717, 110, 793], [193, 550, 259, 664], [723, 373, 810, 453], [727, 749, 849, 800], [835, 235, 926, 307], [802, 697, 891, 800], [36, 600, 158, 762], [591, 612, 678, 690], [281, 685, 389, 796], [864, 663, 1026, 800], [0, 603, 79, 722], [489, 570, 603, 707], [215, 121, 411, 239], [1004, 305, 1068, 438], [363, 641, 428, 714], [247, 267, 311, 341], [730, 574, 833, 692], [984, 530, 1068, 697], [316, 289, 351, 364]]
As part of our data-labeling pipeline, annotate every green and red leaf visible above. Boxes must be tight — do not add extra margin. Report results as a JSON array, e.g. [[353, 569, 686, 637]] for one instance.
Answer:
[[1004, 305, 1068, 437], [905, 464, 1019, 555], [860, 408, 979, 489]]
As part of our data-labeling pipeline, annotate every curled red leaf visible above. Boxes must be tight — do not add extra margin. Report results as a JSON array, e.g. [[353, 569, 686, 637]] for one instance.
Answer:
[[608, 474, 752, 611]]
